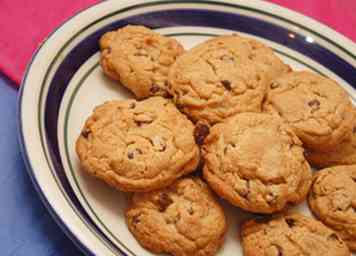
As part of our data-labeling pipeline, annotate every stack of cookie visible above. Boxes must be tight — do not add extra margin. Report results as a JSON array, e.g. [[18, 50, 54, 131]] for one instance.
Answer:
[[76, 25, 356, 256]]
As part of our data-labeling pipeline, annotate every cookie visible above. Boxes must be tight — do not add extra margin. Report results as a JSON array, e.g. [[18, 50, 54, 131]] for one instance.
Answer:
[[100, 25, 184, 99], [306, 109, 356, 168], [76, 97, 200, 192], [126, 177, 227, 256], [168, 34, 290, 124], [241, 213, 350, 256], [308, 165, 356, 251], [202, 112, 312, 213], [264, 71, 354, 152]]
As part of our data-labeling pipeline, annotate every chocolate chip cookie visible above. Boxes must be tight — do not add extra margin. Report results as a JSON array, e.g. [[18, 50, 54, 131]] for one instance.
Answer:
[[242, 213, 350, 256], [306, 109, 356, 168], [309, 165, 356, 251], [126, 177, 227, 256], [264, 71, 354, 152], [168, 34, 290, 124], [203, 112, 312, 213], [100, 25, 184, 98], [76, 97, 200, 192]]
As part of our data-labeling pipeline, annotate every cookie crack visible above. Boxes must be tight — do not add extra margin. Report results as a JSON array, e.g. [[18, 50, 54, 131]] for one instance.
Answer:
[[205, 58, 219, 78], [285, 233, 308, 254]]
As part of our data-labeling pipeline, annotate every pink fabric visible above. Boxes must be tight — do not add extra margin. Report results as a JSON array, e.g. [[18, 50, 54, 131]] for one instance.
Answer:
[[0, 0, 98, 85], [0, 0, 355, 86], [269, 0, 356, 42]]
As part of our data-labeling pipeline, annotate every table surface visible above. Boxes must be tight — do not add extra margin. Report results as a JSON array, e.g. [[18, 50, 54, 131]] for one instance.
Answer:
[[0, 74, 83, 255]]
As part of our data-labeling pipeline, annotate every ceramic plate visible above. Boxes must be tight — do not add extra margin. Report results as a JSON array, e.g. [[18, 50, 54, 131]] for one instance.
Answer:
[[19, 1, 356, 255]]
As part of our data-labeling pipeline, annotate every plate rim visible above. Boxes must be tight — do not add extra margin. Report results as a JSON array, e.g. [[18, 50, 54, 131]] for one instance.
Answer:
[[18, 1, 356, 256]]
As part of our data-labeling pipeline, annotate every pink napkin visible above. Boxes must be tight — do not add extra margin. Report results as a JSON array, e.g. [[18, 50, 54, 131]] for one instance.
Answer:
[[0, 0, 98, 85], [270, 0, 356, 41], [0, 0, 355, 86]]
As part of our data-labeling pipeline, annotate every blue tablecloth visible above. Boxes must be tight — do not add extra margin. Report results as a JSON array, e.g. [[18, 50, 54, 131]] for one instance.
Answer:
[[0, 74, 83, 256]]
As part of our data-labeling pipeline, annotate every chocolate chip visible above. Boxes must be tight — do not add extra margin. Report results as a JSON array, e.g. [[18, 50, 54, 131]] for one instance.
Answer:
[[308, 99, 320, 109], [157, 193, 173, 212], [221, 80, 232, 90], [132, 214, 141, 224], [161, 90, 172, 98], [337, 206, 344, 211], [150, 84, 161, 94], [224, 146, 228, 154], [81, 129, 91, 138], [188, 207, 194, 215], [136, 120, 153, 127], [127, 148, 143, 159], [270, 82, 280, 89], [327, 233, 340, 241], [285, 218, 296, 228], [129, 102, 136, 109], [158, 145, 166, 152], [277, 249, 283, 256], [272, 244, 283, 256], [181, 89, 189, 96], [351, 176, 356, 183], [194, 123, 210, 145], [353, 127, 356, 133]]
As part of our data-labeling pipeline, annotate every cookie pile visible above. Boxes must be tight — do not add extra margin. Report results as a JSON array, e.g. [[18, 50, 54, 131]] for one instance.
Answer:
[[76, 25, 355, 256]]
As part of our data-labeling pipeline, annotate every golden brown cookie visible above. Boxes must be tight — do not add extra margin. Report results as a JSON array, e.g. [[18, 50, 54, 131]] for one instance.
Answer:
[[168, 34, 290, 124], [126, 177, 227, 256], [100, 25, 184, 99], [76, 97, 200, 192], [241, 213, 350, 256], [202, 113, 312, 213], [309, 165, 356, 251], [306, 109, 356, 168], [264, 71, 354, 152]]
